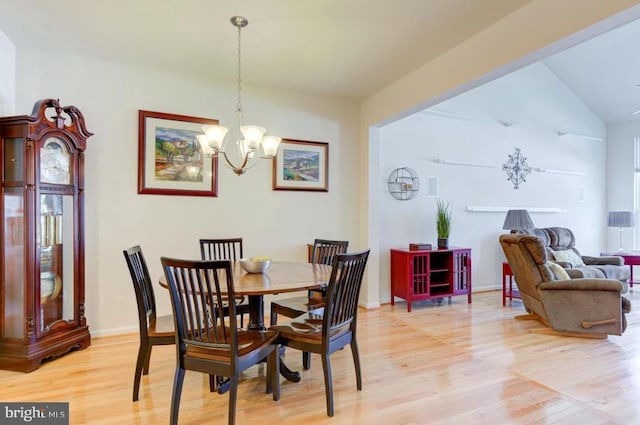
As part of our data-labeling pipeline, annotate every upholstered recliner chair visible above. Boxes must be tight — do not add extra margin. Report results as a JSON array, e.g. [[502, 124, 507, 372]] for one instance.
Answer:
[[499, 234, 630, 338], [524, 227, 629, 285]]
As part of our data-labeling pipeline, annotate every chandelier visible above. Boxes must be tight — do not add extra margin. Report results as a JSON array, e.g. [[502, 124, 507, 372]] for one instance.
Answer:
[[197, 16, 281, 175], [502, 148, 532, 189]]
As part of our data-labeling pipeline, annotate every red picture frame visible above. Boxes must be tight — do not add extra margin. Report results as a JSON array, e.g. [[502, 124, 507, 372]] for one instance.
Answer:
[[138, 110, 218, 197]]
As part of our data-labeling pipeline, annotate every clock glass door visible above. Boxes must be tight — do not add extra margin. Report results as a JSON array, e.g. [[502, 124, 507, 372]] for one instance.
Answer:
[[39, 194, 75, 332], [2, 137, 25, 339], [2, 188, 25, 339]]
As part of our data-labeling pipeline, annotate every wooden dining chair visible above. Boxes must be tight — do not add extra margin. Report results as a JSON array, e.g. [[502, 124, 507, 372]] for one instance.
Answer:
[[199, 238, 251, 326], [161, 257, 280, 425], [199, 237, 252, 392], [123, 245, 175, 402], [270, 249, 369, 417], [270, 238, 349, 369]]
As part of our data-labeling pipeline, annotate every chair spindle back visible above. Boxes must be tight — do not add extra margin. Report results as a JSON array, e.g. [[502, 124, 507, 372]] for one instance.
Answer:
[[323, 250, 370, 335], [161, 258, 238, 353], [123, 246, 157, 334], [199, 238, 243, 261], [310, 239, 349, 266]]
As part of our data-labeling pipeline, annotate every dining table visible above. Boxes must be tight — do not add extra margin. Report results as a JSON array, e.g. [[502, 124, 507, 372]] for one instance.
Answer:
[[159, 260, 333, 383]]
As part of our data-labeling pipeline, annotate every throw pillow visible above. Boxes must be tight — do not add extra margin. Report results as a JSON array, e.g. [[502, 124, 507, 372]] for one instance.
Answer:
[[547, 261, 570, 281], [550, 249, 585, 267]]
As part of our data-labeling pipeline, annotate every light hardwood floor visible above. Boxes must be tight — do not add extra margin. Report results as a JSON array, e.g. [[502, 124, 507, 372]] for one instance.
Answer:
[[2, 290, 640, 425]]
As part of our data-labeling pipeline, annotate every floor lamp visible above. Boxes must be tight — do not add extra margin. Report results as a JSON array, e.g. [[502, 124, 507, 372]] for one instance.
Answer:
[[607, 211, 635, 251]]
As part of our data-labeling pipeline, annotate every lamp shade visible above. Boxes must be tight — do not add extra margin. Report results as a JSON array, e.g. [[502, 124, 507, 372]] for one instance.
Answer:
[[607, 211, 635, 228], [502, 209, 534, 231], [261, 136, 281, 158]]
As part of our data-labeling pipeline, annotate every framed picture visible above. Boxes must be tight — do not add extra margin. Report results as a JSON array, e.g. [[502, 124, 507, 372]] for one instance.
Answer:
[[272, 139, 328, 191], [138, 110, 218, 197]]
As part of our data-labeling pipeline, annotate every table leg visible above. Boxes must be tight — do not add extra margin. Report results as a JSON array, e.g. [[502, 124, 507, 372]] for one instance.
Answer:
[[278, 347, 301, 382], [247, 295, 265, 331], [247, 295, 301, 383]]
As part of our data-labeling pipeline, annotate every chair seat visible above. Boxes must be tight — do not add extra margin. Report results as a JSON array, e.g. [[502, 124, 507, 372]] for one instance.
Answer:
[[185, 329, 279, 361], [271, 310, 354, 346], [148, 314, 175, 338], [271, 296, 325, 319]]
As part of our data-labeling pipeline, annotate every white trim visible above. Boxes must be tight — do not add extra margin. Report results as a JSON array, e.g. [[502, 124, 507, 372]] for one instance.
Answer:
[[359, 301, 381, 309], [435, 158, 499, 168], [557, 132, 604, 142], [91, 325, 138, 337], [466, 206, 565, 213], [437, 159, 584, 176], [423, 109, 472, 121], [532, 167, 585, 176], [634, 137, 640, 171]]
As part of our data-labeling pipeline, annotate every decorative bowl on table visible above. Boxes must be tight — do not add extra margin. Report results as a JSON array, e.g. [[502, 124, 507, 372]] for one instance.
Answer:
[[239, 257, 271, 274]]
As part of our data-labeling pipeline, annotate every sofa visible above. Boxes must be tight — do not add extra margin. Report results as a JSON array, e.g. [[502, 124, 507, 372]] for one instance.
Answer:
[[523, 227, 629, 286], [499, 233, 630, 337]]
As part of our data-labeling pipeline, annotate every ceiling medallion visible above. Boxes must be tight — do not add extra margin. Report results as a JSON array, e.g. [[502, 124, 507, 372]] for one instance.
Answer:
[[502, 148, 532, 189]]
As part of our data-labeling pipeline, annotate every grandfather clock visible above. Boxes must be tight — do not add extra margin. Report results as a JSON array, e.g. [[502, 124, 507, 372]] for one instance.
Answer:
[[0, 99, 92, 371]]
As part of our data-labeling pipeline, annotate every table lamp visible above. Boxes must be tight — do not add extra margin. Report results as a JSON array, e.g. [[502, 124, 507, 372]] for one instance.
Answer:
[[502, 209, 534, 234], [607, 210, 635, 251]]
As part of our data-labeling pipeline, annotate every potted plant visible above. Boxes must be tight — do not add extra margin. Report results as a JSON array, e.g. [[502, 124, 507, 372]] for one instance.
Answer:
[[436, 199, 452, 249]]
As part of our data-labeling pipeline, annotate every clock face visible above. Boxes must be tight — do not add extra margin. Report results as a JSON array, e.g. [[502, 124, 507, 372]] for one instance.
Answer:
[[40, 137, 71, 184]]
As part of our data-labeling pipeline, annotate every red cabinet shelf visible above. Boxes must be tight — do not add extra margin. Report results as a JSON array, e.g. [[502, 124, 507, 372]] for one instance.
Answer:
[[390, 247, 472, 312]]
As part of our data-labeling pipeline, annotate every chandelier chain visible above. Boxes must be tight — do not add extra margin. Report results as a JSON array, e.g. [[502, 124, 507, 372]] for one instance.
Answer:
[[236, 24, 243, 114]]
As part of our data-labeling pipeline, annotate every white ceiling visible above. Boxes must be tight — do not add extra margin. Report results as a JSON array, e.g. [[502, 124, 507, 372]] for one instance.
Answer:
[[0, 0, 638, 123], [543, 17, 640, 124], [0, 0, 532, 101]]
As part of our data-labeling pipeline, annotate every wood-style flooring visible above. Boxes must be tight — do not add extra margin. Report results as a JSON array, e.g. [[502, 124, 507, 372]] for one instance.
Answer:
[[2, 290, 640, 424]]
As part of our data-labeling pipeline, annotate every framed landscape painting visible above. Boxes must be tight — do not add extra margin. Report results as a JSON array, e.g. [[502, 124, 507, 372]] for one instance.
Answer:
[[138, 110, 218, 197], [272, 139, 328, 191]]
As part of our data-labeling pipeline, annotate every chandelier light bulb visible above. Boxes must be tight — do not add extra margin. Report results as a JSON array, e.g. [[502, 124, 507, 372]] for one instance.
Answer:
[[240, 125, 266, 150], [196, 135, 210, 153], [201, 125, 228, 149], [261, 136, 281, 158]]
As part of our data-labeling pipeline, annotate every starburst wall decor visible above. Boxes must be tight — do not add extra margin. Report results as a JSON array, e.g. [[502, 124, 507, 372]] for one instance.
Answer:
[[502, 148, 532, 189]]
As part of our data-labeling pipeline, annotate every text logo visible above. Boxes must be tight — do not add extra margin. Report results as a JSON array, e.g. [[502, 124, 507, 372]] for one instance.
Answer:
[[0, 403, 69, 424]]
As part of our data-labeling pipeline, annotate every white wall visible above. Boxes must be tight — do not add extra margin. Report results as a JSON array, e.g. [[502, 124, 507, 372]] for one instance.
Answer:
[[14, 49, 361, 335], [607, 121, 640, 251], [378, 62, 607, 301], [361, 1, 640, 309], [0, 29, 15, 115]]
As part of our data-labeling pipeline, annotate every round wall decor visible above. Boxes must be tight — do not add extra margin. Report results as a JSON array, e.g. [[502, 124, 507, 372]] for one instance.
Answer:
[[388, 167, 420, 200]]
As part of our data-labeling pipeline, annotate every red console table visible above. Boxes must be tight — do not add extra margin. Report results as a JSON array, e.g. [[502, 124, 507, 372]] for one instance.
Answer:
[[601, 252, 640, 287], [390, 247, 472, 312], [502, 262, 520, 306]]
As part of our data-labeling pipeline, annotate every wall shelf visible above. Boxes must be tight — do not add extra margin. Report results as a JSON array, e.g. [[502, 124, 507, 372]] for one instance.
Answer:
[[435, 158, 584, 176], [466, 206, 565, 213]]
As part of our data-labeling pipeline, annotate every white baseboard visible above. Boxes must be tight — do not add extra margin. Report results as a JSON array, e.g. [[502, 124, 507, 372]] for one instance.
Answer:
[[359, 301, 381, 309], [90, 325, 138, 338]]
